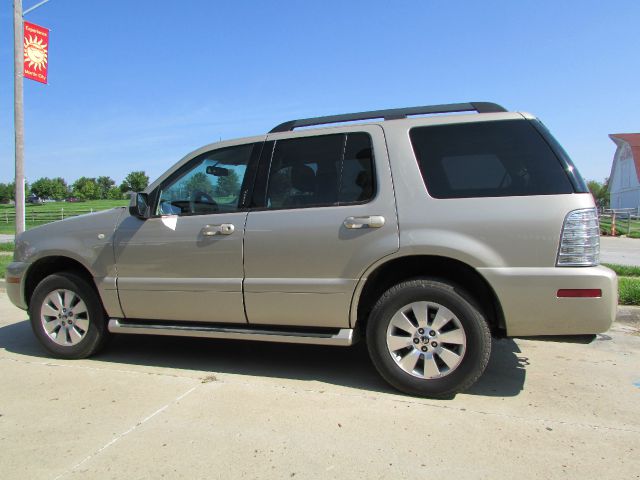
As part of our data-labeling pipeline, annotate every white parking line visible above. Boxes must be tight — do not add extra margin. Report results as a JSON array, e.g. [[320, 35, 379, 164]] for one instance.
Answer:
[[51, 385, 198, 480]]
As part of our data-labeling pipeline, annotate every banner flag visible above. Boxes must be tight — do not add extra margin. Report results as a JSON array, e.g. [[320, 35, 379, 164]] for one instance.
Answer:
[[23, 21, 49, 84]]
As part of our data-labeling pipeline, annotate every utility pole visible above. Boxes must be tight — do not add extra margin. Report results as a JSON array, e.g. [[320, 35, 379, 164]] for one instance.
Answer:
[[13, 0, 25, 236], [13, 0, 52, 237]]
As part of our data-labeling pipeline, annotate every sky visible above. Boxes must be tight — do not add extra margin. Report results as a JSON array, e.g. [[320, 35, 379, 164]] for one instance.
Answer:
[[1, 0, 638, 186]]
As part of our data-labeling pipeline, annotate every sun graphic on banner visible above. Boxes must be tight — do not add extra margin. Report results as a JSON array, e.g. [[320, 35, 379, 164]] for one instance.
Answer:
[[24, 35, 48, 71]]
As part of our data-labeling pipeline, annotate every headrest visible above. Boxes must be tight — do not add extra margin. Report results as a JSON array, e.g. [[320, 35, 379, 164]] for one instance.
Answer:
[[291, 164, 316, 193]]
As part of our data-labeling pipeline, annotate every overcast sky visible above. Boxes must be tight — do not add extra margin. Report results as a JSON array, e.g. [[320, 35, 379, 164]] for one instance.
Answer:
[[1, 0, 638, 185]]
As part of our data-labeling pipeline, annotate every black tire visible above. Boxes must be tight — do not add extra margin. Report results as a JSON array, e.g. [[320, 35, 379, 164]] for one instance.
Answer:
[[366, 279, 491, 398], [28, 272, 109, 359]]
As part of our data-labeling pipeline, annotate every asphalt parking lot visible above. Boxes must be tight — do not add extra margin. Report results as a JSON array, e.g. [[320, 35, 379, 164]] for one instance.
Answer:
[[0, 292, 639, 480]]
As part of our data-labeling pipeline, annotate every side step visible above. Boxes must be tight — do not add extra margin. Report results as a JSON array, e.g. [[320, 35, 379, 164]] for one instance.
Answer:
[[108, 319, 356, 346]]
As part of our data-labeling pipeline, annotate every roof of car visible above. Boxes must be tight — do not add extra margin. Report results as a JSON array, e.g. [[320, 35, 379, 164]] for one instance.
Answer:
[[269, 102, 507, 133]]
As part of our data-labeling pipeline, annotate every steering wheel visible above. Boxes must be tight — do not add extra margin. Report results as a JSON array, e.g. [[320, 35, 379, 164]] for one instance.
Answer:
[[189, 191, 218, 214]]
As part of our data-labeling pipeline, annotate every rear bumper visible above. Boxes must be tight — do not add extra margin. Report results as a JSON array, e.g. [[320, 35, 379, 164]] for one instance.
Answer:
[[479, 265, 617, 336], [4, 261, 29, 310]]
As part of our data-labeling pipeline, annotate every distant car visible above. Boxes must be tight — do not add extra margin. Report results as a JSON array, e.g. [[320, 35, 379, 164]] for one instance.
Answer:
[[65, 197, 81, 203], [26, 195, 43, 204], [5, 101, 617, 398]]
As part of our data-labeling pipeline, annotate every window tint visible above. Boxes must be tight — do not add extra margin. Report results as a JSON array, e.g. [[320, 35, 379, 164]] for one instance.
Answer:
[[340, 133, 375, 203], [156, 143, 256, 216], [265, 133, 374, 209], [410, 120, 574, 198]]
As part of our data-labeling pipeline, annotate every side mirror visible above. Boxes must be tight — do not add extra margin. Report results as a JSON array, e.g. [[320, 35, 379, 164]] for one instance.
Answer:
[[129, 192, 150, 219]]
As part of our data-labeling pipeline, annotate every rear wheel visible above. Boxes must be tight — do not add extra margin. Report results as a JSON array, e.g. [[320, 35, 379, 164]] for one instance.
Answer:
[[29, 272, 109, 359], [367, 279, 491, 398]]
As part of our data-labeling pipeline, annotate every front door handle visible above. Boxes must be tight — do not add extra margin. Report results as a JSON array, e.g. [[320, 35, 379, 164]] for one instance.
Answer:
[[201, 224, 235, 236], [343, 216, 385, 229]]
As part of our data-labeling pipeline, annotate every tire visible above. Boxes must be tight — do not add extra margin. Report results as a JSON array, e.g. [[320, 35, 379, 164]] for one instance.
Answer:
[[28, 272, 109, 359], [366, 279, 491, 398]]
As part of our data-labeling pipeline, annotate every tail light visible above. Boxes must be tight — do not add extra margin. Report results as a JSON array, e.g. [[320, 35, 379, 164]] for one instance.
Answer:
[[556, 208, 600, 266]]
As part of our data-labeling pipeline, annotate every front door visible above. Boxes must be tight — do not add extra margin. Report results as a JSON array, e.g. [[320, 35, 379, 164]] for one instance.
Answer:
[[114, 140, 262, 323], [243, 126, 399, 328]]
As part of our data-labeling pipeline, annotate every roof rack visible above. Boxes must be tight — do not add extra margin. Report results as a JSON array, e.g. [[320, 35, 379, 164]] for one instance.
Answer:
[[269, 102, 507, 133]]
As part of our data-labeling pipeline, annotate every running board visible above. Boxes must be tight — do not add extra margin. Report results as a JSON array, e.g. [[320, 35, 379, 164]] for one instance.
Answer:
[[108, 319, 355, 346]]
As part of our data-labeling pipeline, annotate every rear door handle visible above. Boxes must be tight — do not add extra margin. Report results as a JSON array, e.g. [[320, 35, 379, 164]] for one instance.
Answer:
[[201, 224, 235, 236], [343, 216, 385, 229]]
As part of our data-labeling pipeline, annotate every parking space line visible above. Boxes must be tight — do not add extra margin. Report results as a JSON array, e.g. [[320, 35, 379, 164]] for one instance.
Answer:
[[51, 385, 198, 480]]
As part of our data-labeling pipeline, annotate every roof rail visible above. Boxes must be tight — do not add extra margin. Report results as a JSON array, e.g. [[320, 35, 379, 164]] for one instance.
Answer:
[[269, 102, 507, 133]]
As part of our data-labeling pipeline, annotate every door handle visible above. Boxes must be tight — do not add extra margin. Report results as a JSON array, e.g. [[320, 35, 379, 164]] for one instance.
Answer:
[[201, 224, 235, 236], [343, 216, 385, 229]]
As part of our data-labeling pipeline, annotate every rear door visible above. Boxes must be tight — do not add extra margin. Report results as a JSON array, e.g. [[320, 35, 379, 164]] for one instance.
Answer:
[[243, 125, 399, 328]]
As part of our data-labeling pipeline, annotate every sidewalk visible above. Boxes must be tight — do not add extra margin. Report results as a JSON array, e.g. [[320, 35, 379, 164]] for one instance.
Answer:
[[600, 236, 640, 266]]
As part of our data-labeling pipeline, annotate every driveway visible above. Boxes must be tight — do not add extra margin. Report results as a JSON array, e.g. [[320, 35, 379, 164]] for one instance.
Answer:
[[600, 236, 640, 266], [0, 292, 638, 479]]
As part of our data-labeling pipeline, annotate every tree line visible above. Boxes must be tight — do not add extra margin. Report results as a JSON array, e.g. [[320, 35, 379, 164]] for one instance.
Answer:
[[0, 171, 149, 203], [587, 178, 609, 208]]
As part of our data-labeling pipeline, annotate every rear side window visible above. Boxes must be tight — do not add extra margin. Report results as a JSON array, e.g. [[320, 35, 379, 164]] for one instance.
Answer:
[[264, 132, 374, 209], [410, 120, 574, 198]]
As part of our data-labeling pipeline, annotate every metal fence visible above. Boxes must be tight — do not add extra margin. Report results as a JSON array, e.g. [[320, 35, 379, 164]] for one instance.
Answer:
[[1, 208, 98, 225], [599, 208, 640, 238]]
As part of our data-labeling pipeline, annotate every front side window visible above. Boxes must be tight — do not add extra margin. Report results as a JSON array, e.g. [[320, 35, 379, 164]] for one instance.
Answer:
[[265, 132, 374, 209], [156, 143, 256, 216]]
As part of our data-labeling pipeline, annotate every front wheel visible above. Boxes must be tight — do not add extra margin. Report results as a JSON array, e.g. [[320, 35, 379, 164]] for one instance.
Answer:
[[367, 279, 491, 398], [29, 272, 109, 359]]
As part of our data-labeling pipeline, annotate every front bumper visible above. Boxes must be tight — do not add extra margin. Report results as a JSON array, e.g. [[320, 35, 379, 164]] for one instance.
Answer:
[[5, 261, 29, 310], [479, 265, 617, 336]]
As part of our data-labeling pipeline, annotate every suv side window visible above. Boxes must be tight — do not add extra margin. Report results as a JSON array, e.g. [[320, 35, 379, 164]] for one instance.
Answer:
[[156, 143, 257, 216], [264, 132, 374, 209], [410, 120, 574, 198]]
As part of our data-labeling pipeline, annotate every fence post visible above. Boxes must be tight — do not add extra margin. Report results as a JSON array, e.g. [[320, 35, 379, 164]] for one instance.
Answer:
[[61, 208, 64, 220], [611, 212, 616, 236]]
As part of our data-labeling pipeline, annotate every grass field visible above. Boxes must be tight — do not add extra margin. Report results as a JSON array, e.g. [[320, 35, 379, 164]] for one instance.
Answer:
[[599, 216, 640, 238], [0, 200, 128, 234], [603, 263, 640, 277], [0, 256, 11, 278], [0, 199, 128, 213], [603, 264, 640, 306], [618, 277, 640, 306]]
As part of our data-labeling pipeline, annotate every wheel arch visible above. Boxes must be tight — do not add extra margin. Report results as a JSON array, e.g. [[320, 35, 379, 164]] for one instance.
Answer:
[[352, 255, 505, 335], [24, 256, 99, 309]]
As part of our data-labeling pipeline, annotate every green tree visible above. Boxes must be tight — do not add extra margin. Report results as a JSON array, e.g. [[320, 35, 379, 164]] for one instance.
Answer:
[[72, 177, 99, 200], [0, 182, 33, 202], [0, 183, 11, 203], [96, 176, 115, 199], [30, 177, 52, 198], [120, 171, 149, 193], [50, 177, 68, 200], [185, 172, 214, 196], [587, 178, 609, 208], [107, 186, 124, 200], [31, 177, 68, 200], [214, 169, 240, 198]]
